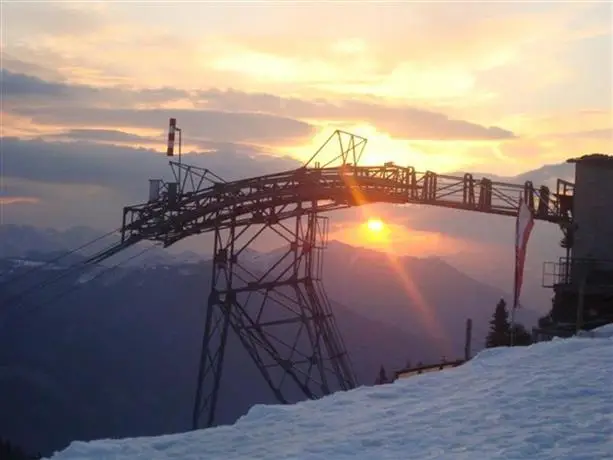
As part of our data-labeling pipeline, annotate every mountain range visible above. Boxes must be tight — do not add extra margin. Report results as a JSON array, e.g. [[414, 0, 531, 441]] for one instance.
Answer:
[[0, 224, 542, 456], [3, 136, 574, 315]]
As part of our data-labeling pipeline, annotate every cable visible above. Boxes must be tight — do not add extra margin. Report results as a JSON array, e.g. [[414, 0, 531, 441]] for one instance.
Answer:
[[0, 242, 158, 334], [0, 227, 122, 283], [0, 237, 128, 311]]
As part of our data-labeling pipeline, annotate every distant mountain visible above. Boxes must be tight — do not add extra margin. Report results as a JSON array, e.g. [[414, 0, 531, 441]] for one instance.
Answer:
[[249, 240, 540, 354], [451, 161, 574, 189], [399, 162, 573, 314], [0, 224, 205, 267], [0, 257, 427, 456], [0, 225, 542, 456], [2, 157, 571, 316]]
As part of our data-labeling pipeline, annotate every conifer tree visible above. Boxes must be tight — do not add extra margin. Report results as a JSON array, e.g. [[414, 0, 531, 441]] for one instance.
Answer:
[[485, 298, 533, 347], [486, 298, 511, 347]]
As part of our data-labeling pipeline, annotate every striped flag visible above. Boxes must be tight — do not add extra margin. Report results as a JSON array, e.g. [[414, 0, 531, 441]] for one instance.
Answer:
[[513, 197, 535, 310], [167, 118, 176, 156]]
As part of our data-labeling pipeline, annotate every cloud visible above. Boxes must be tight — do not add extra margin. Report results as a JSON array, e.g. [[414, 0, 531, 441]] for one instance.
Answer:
[[1, 69, 188, 107], [3, 1, 608, 117], [4, 2, 108, 38], [13, 107, 315, 145], [4, 69, 515, 143], [45, 129, 270, 157], [2, 135, 567, 236], [194, 89, 517, 141], [3, 70, 316, 146], [0, 196, 40, 205], [1, 137, 301, 230], [550, 128, 613, 141], [47, 129, 155, 144], [2, 137, 300, 192]]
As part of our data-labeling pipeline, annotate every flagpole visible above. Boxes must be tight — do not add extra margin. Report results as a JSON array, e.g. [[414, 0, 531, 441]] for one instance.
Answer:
[[510, 194, 521, 346]]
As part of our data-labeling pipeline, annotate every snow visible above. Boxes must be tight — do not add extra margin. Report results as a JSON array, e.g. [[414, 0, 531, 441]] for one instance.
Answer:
[[47, 325, 613, 460], [9, 258, 64, 270]]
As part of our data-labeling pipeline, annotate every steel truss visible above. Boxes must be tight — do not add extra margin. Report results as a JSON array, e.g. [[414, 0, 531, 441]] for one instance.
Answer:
[[80, 129, 573, 431], [192, 210, 356, 429]]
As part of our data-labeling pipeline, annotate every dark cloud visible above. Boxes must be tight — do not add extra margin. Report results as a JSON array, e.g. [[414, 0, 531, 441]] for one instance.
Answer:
[[2, 137, 300, 191], [14, 107, 315, 145], [194, 89, 517, 141], [3, 136, 563, 237], [1, 137, 302, 229], [47, 129, 267, 155], [5, 68, 515, 143], [47, 129, 154, 144], [4, 70, 315, 144], [1, 55, 65, 81], [1, 70, 187, 107]]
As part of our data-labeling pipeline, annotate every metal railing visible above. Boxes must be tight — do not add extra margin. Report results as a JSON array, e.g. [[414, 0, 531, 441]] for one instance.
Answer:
[[542, 257, 613, 288]]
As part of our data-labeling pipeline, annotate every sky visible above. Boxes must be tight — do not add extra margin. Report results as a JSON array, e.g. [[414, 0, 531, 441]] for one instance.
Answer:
[[2, 1, 611, 171], [0, 1, 612, 300]]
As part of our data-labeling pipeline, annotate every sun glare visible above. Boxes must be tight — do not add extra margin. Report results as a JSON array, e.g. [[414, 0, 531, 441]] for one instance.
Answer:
[[367, 218, 385, 233]]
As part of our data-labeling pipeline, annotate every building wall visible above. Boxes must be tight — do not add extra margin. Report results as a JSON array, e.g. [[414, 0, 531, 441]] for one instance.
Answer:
[[572, 160, 613, 268]]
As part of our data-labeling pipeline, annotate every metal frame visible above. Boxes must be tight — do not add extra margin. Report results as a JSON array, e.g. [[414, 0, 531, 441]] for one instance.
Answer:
[[542, 257, 613, 288], [191, 211, 356, 429], [118, 155, 568, 252]]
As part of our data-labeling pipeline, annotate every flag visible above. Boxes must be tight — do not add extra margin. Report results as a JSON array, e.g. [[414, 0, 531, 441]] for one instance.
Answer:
[[166, 118, 176, 156], [513, 197, 535, 310]]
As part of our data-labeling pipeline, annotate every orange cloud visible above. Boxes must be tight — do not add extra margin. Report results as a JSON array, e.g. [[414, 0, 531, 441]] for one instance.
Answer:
[[0, 196, 40, 205], [2, 1, 610, 178]]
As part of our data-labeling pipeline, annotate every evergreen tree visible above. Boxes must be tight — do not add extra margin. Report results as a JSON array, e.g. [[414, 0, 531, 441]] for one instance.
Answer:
[[374, 365, 389, 385], [486, 298, 511, 347], [485, 298, 534, 348]]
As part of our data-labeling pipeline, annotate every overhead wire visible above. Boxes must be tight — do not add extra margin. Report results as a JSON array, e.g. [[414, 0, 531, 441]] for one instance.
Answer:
[[0, 227, 122, 284], [0, 242, 159, 333], [0, 235, 128, 311]]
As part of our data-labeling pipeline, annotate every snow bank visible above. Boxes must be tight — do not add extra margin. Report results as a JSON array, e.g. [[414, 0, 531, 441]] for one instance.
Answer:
[[48, 325, 613, 460]]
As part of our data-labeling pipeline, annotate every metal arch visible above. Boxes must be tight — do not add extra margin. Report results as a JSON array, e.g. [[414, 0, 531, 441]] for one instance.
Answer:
[[119, 161, 568, 250]]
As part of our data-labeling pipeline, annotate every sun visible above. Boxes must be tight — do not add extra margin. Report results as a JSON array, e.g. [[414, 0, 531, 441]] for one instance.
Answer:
[[367, 218, 385, 233]]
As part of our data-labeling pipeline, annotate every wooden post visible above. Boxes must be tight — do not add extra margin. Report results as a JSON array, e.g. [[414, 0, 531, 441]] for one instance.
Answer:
[[464, 318, 472, 361]]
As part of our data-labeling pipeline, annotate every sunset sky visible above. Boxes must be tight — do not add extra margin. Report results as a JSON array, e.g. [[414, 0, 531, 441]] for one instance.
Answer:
[[1, 1, 611, 279], [3, 1, 611, 173]]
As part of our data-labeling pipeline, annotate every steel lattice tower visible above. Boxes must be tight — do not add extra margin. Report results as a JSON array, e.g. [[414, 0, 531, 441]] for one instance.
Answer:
[[192, 211, 356, 429]]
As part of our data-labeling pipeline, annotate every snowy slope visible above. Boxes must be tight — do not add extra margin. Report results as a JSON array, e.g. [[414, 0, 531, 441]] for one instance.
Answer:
[[47, 326, 613, 460]]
